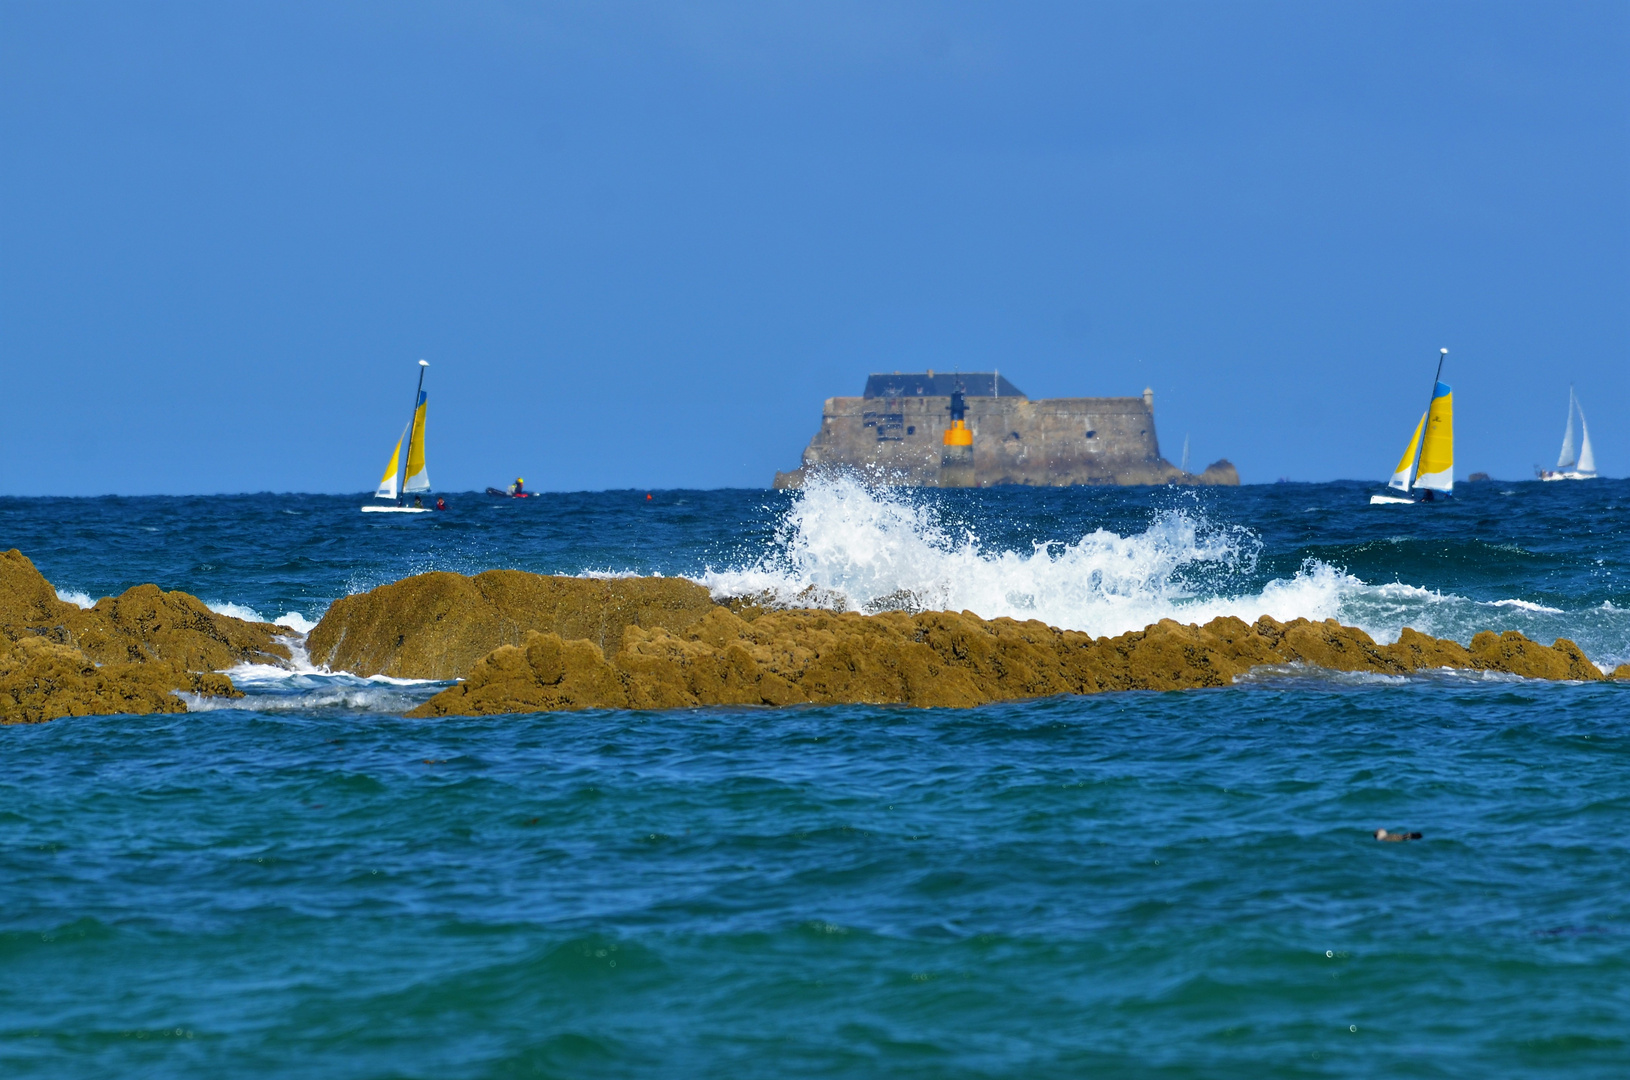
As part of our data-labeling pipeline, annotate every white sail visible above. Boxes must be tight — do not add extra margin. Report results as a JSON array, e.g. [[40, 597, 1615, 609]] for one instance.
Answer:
[[1388, 413, 1426, 491], [374, 424, 408, 500], [1577, 404, 1596, 476], [1557, 388, 1577, 469]]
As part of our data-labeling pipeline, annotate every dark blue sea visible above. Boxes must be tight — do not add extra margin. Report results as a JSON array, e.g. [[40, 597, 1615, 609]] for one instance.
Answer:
[[4, 478, 1629, 1078]]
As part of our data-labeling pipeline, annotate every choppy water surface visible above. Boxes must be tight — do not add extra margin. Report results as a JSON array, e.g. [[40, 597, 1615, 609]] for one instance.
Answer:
[[3, 480, 1629, 1077]]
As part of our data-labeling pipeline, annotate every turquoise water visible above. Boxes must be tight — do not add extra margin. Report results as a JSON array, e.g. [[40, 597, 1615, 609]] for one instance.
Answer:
[[3, 481, 1629, 1077]]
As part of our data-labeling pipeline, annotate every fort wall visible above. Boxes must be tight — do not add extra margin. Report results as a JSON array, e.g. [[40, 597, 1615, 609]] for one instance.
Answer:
[[774, 381, 1237, 489]]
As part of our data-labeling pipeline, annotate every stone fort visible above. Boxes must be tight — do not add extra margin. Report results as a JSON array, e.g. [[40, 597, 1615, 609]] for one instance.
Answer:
[[774, 371, 1237, 489]]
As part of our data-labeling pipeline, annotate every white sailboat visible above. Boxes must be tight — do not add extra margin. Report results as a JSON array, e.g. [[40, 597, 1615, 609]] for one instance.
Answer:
[[361, 360, 434, 513], [1538, 386, 1597, 481], [1371, 349, 1454, 505]]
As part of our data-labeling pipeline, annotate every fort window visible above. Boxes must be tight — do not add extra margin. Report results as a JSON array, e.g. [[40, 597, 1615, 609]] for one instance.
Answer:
[[869, 412, 905, 442], [1085, 430, 1097, 439], [906, 426, 915, 435]]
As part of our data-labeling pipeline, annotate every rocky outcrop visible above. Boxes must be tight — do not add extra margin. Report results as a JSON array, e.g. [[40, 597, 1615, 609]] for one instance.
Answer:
[[0, 634, 237, 724], [397, 581, 1611, 716], [306, 570, 721, 680], [0, 549, 289, 723]]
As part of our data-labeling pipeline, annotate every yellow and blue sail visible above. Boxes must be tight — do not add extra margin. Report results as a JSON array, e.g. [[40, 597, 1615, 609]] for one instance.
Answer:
[[403, 391, 431, 492], [1413, 381, 1453, 492]]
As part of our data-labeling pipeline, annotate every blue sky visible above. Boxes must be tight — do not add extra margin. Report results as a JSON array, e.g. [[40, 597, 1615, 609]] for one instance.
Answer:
[[2, 1, 1625, 493]]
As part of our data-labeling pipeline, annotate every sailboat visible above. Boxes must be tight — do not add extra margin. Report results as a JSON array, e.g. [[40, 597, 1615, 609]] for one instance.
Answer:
[[361, 360, 434, 514], [1538, 386, 1597, 481], [1370, 349, 1454, 505]]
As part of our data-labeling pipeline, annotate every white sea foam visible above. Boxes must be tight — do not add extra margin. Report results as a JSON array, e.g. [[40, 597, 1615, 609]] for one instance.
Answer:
[[700, 474, 1341, 639], [56, 589, 96, 609], [188, 643, 449, 713], [179, 677, 442, 714], [200, 601, 317, 633], [1485, 599, 1566, 614], [206, 600, 266, 622], [694, 475, 1629, 665], [273, 612, 317, 634]]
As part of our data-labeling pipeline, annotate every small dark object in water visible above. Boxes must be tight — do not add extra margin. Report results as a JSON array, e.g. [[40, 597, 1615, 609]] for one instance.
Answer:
[[1374, 828, 1423, 842]]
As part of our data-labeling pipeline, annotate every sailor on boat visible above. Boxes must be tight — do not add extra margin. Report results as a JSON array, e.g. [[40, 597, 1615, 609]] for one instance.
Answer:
[[509, 477, 526, 496], [1370, 349, 1454, 505]]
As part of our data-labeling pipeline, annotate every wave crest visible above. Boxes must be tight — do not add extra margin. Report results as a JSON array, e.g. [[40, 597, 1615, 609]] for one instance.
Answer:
[[699, 475, 1350, 637]]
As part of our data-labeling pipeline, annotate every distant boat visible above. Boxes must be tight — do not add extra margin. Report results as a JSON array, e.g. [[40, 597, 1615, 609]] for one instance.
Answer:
[[1371, 349, 1453, 505], [362, 361, 433, 514], [1538, 386, 1597, 481]]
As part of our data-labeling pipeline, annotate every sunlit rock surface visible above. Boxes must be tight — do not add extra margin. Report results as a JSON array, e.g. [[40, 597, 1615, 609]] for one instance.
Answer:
[[330, 570, 1614, 716], [0, 549, 288, 723]]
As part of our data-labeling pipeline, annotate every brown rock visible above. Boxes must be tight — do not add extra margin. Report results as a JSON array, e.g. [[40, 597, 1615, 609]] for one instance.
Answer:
[[1379, 626, 1476, 672], [1469, 630, 1602, 681], [394, 575, 1611, 717], [307, 570, 722, 680], [0, 549, 81, 641], [66, 584, 293, 670], [0, 633, 239, 725], [0, 549, 277, 723]]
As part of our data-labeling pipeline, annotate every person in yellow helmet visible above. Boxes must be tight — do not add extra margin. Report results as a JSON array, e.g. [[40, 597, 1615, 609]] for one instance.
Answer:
[[508, 477, 525, 496]]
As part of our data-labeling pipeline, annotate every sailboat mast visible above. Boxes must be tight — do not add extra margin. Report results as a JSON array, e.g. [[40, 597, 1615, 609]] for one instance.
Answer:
[[398, 360, 428, 499], [1410, 348, 1447, 488]]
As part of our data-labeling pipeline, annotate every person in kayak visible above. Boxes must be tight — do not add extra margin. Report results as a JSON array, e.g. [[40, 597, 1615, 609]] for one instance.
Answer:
[[508, 477, 526, 496]]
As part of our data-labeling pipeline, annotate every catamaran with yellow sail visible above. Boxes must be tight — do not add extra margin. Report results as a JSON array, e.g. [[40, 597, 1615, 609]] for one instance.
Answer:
[[1371, 349, 1453, 505], [362, 360, 433, 514]]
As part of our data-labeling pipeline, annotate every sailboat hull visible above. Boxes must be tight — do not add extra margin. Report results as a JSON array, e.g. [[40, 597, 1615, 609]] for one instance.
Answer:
[[1539, 471, 1596, 481], [361, 505, 433, 514], [1369, 494, 1416, 505]]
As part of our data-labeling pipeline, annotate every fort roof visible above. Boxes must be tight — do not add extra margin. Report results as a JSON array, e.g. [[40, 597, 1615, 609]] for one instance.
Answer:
[[863, 372, 1027, 399]]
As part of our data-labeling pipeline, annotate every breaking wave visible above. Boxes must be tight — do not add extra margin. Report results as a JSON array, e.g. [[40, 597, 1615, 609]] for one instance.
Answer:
[[697, 475, 1628, 667], [206, 600, 267, 623], [701, 475, 1289, 636], [201, 600, 317, 634], [185, 645, 449, 714], [179, 672, 446, 714]]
